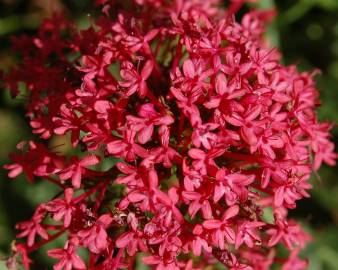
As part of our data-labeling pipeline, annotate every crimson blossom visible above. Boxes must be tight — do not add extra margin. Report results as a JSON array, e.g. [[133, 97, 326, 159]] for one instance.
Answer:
[[2, 0, 336, 269]]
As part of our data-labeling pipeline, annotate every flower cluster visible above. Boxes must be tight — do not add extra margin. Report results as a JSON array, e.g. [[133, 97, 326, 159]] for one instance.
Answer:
[[3, 0, 336, 269]]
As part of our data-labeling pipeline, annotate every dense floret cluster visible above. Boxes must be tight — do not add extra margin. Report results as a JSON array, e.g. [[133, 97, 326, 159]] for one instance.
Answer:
[[3, 0, 336, 269]]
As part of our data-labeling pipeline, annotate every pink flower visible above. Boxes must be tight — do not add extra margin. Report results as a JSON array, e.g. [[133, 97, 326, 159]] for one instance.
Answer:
[[191, 224, 212, 256], [122, 29, 159, 53], [282, 249, 308, 270], [127, 103, 174, 144], [3, 1, 335, 269], [48, 241, 86, 270], [188, 147, 225, 175], [116, 213, 147, 255], [274, 175, 312, 208], [213, 168, 255, 205], [182, 190, 213, 219], [172, 58, 213, 95], [106, 129, 148, 162], [267, 218, 311, 249], [53, 104, 83, 147], [44, 188, 76, 227], [227, 252, 253, 270], [191, 122, 219, 149], [77, 214, 113, 253], [119, 60, 153, 97], [59, 155, 100, 188], [115, 162, 144, 188], [224, 105, 263, 146], [204, 73, 244, 109], [16, 207, 48, 247], [10, 243, 32, 270], [235, 221, 265, 249], [182, 159, 203, 191], [203, 205, 239, 248], [4, 141, 62, 181]]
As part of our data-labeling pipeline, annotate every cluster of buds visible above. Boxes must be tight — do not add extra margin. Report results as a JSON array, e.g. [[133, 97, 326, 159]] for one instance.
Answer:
[[3, 0, 336, 269]]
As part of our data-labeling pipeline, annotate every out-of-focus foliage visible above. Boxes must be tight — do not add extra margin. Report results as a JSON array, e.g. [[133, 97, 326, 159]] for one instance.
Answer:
[[0, 0, 337, 269]]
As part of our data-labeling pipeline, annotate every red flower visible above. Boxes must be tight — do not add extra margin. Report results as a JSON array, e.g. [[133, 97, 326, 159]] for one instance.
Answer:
[[44, 188, 76, 227], [59, 155, 100, 188], [77, 214, 113, 253], [282, 249, 308, 270], [116, 213, 147, 255], [3, 0, 335, 269], [235, 221, 265, 249], [119, 60, 153, 97], [267, 218, 311, 249], [53, 104, 83, 147], [191, 224, 212, 256], [48, 240, 86, 270], [127, 103, 174, 144], [16, 207, 48, 247], [203, 205, 239, 248], [106, 129, 148, 162], [4, 141, 63, 181]]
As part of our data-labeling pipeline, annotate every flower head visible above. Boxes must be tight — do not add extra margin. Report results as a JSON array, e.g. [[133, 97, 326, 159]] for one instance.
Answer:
[[3, 0, 335, 269]]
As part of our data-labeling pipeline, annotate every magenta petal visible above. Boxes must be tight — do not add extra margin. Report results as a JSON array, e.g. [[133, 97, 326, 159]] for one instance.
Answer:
[[116, 232, 134, 248], [47, 248, 65, 259], [143, 255, 161, 265], [94, 100, 112, 113], [79, 155, 100, 167], [183, 59, 195, 78], [138, 124, 154, 144], [7, 165, 23, 178], [71, 166, 82, 188], [215, 73, 228, 95], [141, 60, 154, 79], [274, 186, 285, 207], [223, 205, 239, 220], [71, 254, 86, 269], [203, 220, 222, 229], [128, 192, 146, 202], [241, 126, 257, 146]]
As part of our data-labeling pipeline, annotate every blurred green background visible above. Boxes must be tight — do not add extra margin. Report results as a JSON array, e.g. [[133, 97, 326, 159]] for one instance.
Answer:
[[0, 0, 337, 269]]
